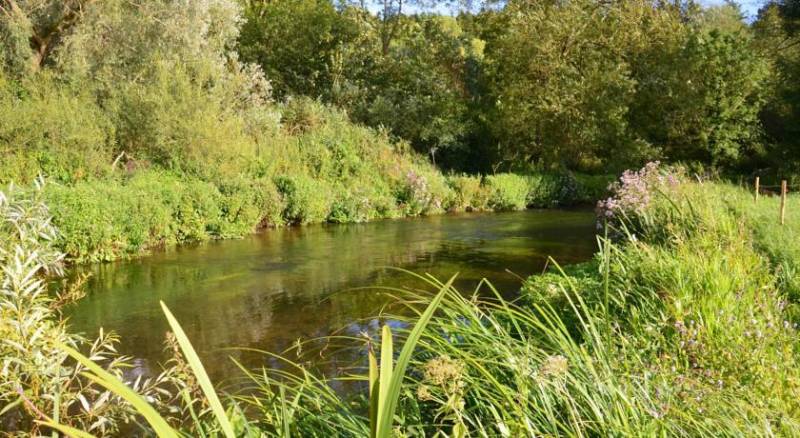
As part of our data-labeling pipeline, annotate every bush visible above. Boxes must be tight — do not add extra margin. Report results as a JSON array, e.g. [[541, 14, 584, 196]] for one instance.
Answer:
[[485, 173, 529, 211], [447, 174, 485, 211], [215, 176, 286, 233], [0, 183, 187, 433], [44, 171, 275, 262], [524, 172, 614, 207], [573, 173, 614, 203], [0, 76, 114, 185], [109, 63, 254, 179], [274, 174, 332, 224], [392, 166, 453, 216]]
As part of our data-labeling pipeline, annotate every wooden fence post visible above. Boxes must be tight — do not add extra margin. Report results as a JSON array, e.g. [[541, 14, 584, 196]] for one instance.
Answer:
[[780, 180, 787, 225], [755, 177, 760, 202]]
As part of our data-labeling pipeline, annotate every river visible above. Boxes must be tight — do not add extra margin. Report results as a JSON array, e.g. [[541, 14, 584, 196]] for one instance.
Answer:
[[65, 209, 597, 385]]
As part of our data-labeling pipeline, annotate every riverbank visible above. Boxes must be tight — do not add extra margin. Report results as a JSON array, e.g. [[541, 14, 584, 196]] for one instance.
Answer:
[[41, 164, 610, 263], [4, 73, 610, 263]]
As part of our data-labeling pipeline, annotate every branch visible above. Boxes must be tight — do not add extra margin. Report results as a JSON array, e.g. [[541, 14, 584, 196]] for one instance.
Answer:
[[0, 0, 22, 18]]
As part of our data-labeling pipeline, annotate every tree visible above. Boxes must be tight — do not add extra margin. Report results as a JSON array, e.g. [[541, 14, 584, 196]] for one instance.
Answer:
[[487, 0, 648, 170], [333, 14, 479, 165], [630, 28, 768, 166], [486, 0, 767, 171], [239, 0, 358, 99], [0, 0, 94, 75], [753, 1, 800, 172]]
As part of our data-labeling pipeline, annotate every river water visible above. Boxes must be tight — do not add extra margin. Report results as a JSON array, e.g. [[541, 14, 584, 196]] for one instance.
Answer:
[[65, 209, 597, 384]]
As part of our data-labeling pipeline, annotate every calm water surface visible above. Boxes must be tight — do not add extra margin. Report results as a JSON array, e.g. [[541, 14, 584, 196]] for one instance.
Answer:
[[65, 209, 596, 383]]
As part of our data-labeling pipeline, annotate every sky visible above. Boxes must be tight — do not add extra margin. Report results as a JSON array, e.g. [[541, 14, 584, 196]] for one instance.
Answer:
[[371, 1, 767, 21], [701, 0, 763, 20]]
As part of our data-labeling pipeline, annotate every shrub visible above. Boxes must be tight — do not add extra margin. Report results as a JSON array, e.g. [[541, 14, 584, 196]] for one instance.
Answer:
[[394, 167, 453, 216], [109, 63, 254, 179], [573, 173, 614, 203], [446, 174, 485, 211], [484, 173, 529, 211], [0, 182, 187, 434], [274, 174, 332, 224], [596, 161, 682, 221], [0, 76, 114, 185], [43, 171, 277, 262], [524, 173, 565, 207], [215, 176, 285, 234], [46, 173, 211, 261]]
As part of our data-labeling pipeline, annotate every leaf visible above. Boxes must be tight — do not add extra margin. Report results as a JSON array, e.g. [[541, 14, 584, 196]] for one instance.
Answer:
[[374, 274, 455, 438], [0, 397, 22, 416], [376, 323, 393, 437], [57, 342, 178, 438], [368, 344, 379, 438], [160, 301, 235, 438], [38, 420, 99, 438]]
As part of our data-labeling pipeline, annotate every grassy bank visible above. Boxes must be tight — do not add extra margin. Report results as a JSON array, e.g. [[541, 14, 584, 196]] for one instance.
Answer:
[[24, 132, 608, 263], [38, 164, 608, 263]]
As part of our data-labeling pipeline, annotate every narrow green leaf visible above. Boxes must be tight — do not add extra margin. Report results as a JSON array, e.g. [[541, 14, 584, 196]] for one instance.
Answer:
[[58, 343, 178, 438], [376, 324, 394, 437], [375, 274, 455, 438], [160, 301, 235, 438], [368, 345, 379, 438], [0, 397, 22, 417], [37, 421, 98, 438], [279, 386, 291, 438]]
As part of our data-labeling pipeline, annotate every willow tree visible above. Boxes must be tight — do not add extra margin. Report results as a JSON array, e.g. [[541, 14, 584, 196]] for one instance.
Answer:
[[0, 0, 96, 75]]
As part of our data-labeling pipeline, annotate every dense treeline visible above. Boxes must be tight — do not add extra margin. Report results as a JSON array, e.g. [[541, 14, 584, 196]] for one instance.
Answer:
[[2, 1, 799, 177], [238, 0, 800, 174]]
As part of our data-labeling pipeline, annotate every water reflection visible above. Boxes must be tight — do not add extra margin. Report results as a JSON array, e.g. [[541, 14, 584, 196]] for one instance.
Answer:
[[65, 210, 597, 383]]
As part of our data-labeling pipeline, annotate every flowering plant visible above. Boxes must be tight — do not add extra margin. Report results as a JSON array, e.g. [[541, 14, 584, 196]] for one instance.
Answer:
[[596, 161, 681, 221]]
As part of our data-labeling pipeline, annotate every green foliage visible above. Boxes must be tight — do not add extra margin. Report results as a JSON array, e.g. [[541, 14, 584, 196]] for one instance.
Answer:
[[11, 169, 800, 436], [238, 0, 357, 99], [630, 29, 768, 166], [753, 1, 800, 174], [0, 74, 114, 185], [488, 0, 768, 171], [446, 174, 486, 211], [484, 173, 529, 211], [44, 171, 276, 262], [87, 178, 800, 435], [274, 174, 332, 225], [0, 182, 188, 435], [335, 14, 475, 162], [233, 0, 786, 173]]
